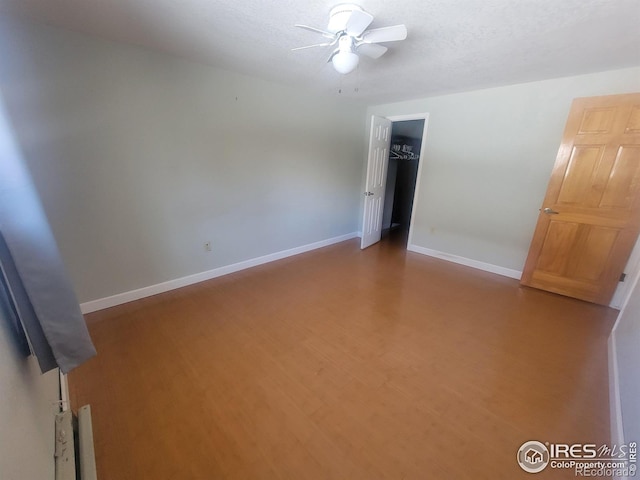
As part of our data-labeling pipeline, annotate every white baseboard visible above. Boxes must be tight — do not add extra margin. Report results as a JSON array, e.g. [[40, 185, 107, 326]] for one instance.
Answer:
[[608, 329, 628, 480], [406, 244, 522, 280], [608, 333, 628, 480], [80, 232, 358, 314], [609, 333, 625, 449]]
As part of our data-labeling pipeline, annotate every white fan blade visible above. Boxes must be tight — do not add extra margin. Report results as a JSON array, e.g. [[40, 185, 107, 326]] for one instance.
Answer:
[[361, 25, 408, 43], [345, 9, 374, 36], [357, 43, 388, 59], [295, 24, 335, 39], [292, 42, 333, 51]]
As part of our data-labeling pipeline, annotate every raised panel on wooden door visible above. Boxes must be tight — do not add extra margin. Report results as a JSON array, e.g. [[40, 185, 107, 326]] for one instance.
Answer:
[[625, 106, 640, 134], [600, 145, 640, 210], [534, 223, 619, 283], [556, 145, 605, 206], [535, 221, 578, 275], [577, 107, 617, 134], [572, 226, 619, 281]]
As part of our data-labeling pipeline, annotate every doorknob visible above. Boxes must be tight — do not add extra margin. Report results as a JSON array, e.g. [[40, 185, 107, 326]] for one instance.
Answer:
[[364, 192, 374, 196], [543, 207, 559, 215]]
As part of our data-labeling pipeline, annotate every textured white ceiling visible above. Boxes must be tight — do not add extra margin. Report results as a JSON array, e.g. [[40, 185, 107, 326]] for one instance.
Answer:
[[1, 0, 638, 103]]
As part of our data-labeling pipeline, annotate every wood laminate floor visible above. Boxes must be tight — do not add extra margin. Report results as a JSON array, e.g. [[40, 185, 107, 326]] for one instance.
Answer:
[[69, 235, 618, 479]]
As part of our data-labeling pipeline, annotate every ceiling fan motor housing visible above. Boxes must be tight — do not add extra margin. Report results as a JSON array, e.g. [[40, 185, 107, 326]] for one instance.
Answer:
[[328, 4, 364, 33]]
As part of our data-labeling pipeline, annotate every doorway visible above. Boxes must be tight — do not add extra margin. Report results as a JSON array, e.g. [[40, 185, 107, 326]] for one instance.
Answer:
[[381, 119, 425, 246], [360, 113, 429, 250]]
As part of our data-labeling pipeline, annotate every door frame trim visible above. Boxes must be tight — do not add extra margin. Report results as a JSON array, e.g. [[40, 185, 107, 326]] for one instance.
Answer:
[[386, 113, 430, 248], [611, 235, 640, 309]]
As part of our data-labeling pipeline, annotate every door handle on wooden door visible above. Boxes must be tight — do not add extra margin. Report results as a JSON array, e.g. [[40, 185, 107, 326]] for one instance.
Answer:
[[543, 207, 559, 214]]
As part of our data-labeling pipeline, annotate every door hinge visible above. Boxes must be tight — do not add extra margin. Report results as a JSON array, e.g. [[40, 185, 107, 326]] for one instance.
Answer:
[[620, 273, 627, 282]]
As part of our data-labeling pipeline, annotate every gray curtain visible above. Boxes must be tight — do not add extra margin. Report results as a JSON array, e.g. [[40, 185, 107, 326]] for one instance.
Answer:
[[0, 228, 97, 373], [0, 126, 96, 374]]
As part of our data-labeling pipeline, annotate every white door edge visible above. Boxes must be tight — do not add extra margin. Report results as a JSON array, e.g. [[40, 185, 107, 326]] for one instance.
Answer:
[[361, 115, 392, 249]]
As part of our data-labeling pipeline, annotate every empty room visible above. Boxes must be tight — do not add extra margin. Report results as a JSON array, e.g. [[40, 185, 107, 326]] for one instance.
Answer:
[[1, 1, 639, 479]]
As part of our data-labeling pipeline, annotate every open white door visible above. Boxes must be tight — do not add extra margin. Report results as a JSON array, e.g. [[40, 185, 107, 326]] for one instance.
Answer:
[[361, 115, 392, 249]]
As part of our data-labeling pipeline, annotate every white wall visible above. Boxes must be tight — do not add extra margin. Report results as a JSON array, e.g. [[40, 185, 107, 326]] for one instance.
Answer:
[[0, 306, 59, 479], [0, 17, 366, 304], [367, 67, 640, 272], [611, 278, 640, 447]]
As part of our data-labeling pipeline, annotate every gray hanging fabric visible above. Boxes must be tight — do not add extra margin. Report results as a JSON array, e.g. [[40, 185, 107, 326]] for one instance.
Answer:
[[0, 125, 96, 373]]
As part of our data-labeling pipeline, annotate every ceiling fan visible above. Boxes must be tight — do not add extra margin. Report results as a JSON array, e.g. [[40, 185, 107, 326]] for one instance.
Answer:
[[293, 4, 408, 75]]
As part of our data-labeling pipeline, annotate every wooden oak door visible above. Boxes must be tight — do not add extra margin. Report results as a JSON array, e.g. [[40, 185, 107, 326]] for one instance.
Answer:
[[521, 93, 640, 305], [361, 115, 392, 249]]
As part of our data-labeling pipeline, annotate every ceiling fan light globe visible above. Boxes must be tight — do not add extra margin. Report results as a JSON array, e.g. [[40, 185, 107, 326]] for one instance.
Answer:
[[332, 51, 359, 74]]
